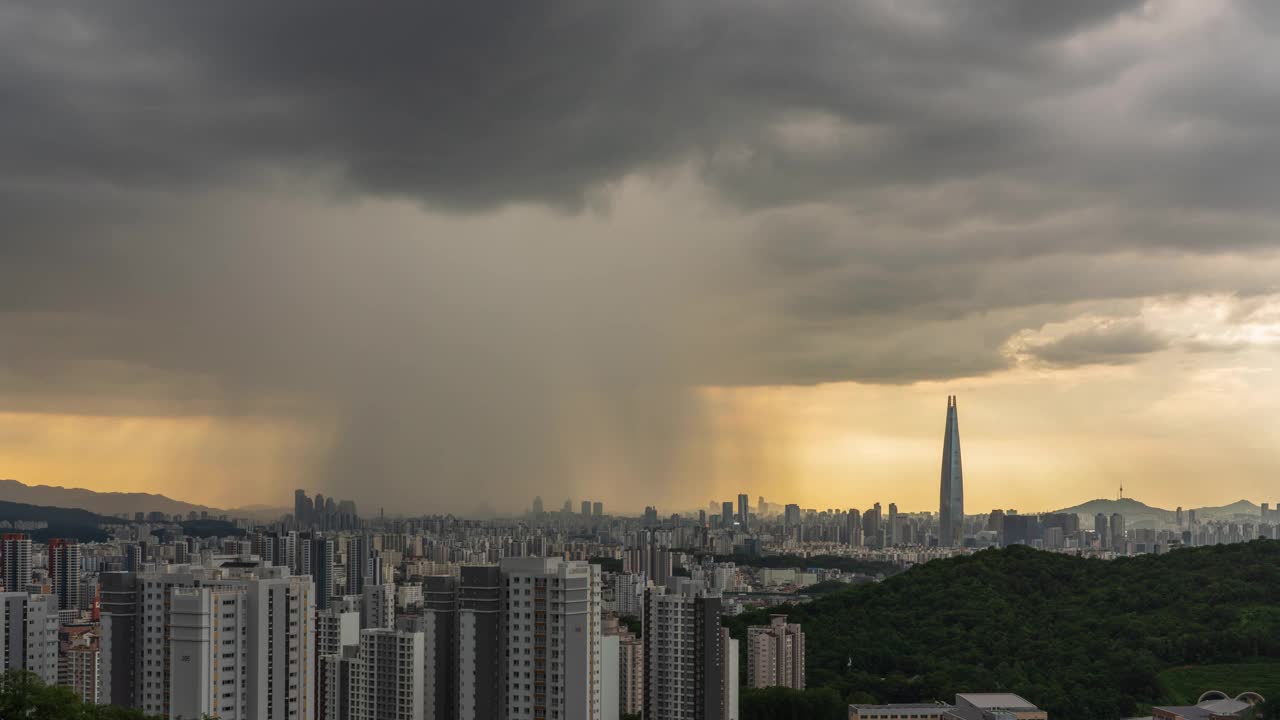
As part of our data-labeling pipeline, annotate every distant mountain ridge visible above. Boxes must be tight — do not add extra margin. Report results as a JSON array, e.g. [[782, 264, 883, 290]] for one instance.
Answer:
[[0, 479, 285, 521], [1054, 497, 1264, 528]]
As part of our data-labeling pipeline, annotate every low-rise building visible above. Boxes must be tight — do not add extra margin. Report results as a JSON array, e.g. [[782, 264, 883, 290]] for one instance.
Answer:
[[850, 694, 1046, 720], [849, 703, 951, 720]]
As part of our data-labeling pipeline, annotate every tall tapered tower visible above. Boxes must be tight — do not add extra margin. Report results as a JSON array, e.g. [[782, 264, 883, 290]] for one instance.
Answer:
[[939, 395, 964, 547]]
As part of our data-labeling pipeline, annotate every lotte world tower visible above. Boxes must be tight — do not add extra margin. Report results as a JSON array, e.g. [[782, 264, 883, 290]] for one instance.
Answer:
[[939, 395, 964, 547]]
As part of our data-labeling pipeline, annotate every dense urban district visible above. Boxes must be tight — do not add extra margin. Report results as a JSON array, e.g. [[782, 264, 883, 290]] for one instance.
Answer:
[[0, 400, 1275, 720]]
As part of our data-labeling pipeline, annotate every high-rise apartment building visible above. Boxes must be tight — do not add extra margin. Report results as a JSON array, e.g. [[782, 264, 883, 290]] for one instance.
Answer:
[[49, 538, 82, 612], [500, 557, 604, 720], [99, 565, 316, 720], [1, 533, 32, 592], [313, 537, 336, 610], [783, 504, 801, 529], [324, 628, 424, 720], [0, 592, 59, 684], [295, 489, 311, 528], [168, 584, 251, 719], [316, 601, 360, 719], [939, 395, 965, 547], [603, 615, 644, 718], [644, 578, 734, 720], [457, 565, 502, 720], [59, 628, 101, 704], [845, 509, 862, 547], [346, 537, 368, 596], [608, 573, 645, 617], [361, 582, 395, 630], [888, 504, 899, 546], [746, 615, 805, 690], [416, 575, 459, 720], [722, 628, 738, 720]]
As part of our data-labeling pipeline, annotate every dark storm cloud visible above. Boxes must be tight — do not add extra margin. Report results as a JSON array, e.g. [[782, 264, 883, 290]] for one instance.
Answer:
[[1, 1, 1154, 210], [1025, 321, 1169, 367], [4, 1, 1280, 511]]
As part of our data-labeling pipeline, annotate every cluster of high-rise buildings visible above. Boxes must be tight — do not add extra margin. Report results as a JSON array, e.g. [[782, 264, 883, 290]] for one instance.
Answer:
[[0, 516, 819, 720], [4, 396, 1275, 719], [295, 489, 362, 532]]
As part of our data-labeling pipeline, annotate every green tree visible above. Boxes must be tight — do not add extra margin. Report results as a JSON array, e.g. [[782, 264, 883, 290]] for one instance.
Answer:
[[0, 670, 161, 719]]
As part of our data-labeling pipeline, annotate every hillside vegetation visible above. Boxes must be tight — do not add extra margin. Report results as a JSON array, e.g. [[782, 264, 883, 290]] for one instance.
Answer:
[[726, 540, 1280, 720], [1156, 661, 1280, 705], [0, 500, 115, 542]]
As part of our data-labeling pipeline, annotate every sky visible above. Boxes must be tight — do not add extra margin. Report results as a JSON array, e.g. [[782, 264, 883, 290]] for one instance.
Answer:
[[3, 1, 1280, 516]]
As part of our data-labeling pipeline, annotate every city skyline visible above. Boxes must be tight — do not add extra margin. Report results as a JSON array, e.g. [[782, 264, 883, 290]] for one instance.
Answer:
[[6, 3, 1280, 515]]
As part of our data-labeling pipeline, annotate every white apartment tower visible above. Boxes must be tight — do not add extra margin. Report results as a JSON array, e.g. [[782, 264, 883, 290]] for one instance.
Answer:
[[244, 573, 317, 720], [168, 585, 251, 719], [361, 582, 395, 630], [499, 556, 604, 720], [0, 592, 59, 684], [745, 615, 804, 690], [103, 565, 316, 720]]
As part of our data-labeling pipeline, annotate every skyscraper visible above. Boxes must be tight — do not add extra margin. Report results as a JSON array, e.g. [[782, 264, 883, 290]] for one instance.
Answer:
[[1, 533, 32, 592], [324, 627, 425, 720], [845, 509, 862, 547], [0, 592, 59, 684], [457, 566, 502, 720], [295, 489, 310, 528], [721, 502, 734, 528], [346, 537, 368, 596], [499, 557, 603, 720], [644, 578, 730, 720], [939, 395, 965, 547], [887, 504, 899, 546], [737, 494, 749, 530], [1110, 513, 1126, 553], [312, 537, 335, 610], [48, 538, 81, 612], [1095, 513, 1109, 549]]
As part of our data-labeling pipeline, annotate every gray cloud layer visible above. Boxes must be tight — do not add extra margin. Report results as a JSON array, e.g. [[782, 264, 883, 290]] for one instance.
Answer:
[[3, 1, 1280, 510]]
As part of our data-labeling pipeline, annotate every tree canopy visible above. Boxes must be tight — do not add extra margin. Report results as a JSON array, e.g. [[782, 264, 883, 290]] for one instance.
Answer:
[[725, 540, 1280, 720], [0, 671, 161, 719]]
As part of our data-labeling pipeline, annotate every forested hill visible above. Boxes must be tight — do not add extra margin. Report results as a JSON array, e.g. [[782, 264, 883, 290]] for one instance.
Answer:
[[727, 540, 1280, 720], [0, 500, 116, 542]]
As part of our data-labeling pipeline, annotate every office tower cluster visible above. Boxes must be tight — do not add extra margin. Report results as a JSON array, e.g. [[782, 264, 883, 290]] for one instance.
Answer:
[[533, 497, 606, 520], [295, 489, 361, 531]]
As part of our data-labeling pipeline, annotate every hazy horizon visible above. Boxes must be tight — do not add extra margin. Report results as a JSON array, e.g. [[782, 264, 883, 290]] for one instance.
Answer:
[[5, 2, 1280, 515]]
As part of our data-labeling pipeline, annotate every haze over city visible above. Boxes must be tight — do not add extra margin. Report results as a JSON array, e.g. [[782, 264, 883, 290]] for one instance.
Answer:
[[6, 1, 1280, 515]]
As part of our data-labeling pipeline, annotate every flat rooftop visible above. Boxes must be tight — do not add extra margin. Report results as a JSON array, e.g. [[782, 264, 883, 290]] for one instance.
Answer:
[[956, 694, 1039, 711]]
